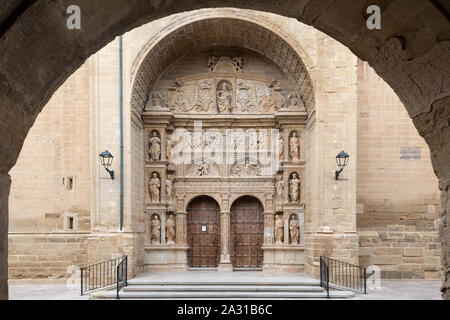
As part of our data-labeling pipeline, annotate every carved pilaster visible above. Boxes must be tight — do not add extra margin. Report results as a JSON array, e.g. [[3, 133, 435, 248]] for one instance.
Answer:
[[284, 217, 290, 245], [175, 211, 187, 244], [264, 212, 275, 244], [218, 211, 233, 271]]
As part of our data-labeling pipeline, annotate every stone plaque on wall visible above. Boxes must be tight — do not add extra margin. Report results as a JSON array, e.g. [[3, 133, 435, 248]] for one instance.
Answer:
[[400, 147, 421, 160]]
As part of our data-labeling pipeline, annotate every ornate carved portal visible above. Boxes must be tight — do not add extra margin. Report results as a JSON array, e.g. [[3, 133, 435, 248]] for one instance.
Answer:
[[142, 53, 306, 271]]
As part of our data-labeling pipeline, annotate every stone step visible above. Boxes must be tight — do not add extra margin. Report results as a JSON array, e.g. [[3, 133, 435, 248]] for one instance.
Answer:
[[92, 290, 354, 299], [123, 285, 324, 292], [127, 280, 320, 286]]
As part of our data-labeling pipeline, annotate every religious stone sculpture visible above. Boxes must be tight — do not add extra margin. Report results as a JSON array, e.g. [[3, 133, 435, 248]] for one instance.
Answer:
[[145, 91, 168, 110], [289, 215, 300, 244], [278, 135, 284, 161], [166, 214, 176, 244], [149, 172, 161, 203], [166, 177, 173, 203], [289, 131, 300, 161], [151, 215, 161, 244], [274, 214, 284, 245], [166, 134, 174, 162], [149, 131, 161, 161], [289, 173, 301, 202], [216, 80, 233, 113], [276, 179, 284, 199]]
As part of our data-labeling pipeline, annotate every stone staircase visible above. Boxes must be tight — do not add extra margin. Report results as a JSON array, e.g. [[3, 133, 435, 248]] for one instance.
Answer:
[[90, 272, 355, 299]]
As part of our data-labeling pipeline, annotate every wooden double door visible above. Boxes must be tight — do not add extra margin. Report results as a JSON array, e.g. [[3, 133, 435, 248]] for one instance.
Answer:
[[187, 196, 220, 267], [187, 195, 264, 268], [230, 196, 264, 268]]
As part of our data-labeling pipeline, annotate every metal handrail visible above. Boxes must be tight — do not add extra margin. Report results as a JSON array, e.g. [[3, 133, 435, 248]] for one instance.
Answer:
[[116, 256, 128, 299], [320, 256, 367, 296], [80, 256, 128, 296]]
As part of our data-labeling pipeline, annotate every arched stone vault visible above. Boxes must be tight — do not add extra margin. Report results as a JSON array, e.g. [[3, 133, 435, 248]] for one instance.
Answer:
[[130, 17, 315, 115], [0, 0, 449, 299]]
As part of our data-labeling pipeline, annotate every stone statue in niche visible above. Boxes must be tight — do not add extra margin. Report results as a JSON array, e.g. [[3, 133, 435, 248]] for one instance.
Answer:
[[289, 131, 300, 161], [149, 131, 161, 161], [289, 215, 300, 244], [289, 173, 301, 203], [166, 134, 174, 162], [276, 178, 284, 199], [274, 214, 284, 245], [151, 215, 161, 244], [166, 214, 176, 244], [278, 135, 284, 161], [166, 177, 173, 203], [216, 80, 233, 113], [149, 172, 161, 203]]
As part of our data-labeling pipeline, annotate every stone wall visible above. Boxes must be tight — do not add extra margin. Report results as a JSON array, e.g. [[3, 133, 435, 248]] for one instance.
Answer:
[[8, 234, 88, 283], [356, 60, 441, 279]]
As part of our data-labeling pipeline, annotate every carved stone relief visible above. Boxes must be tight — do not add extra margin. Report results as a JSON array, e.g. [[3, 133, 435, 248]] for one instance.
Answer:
[[185, 162, 220, 177], [230, 161, 262, 177], [145, 91, 168, 111]]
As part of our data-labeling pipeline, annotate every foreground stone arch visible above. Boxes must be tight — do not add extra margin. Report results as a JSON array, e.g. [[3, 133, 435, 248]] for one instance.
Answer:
[[0, 0, 449, 299]]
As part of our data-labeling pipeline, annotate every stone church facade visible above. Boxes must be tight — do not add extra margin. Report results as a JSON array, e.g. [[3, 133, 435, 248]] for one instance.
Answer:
[[7, 9, 441, 282]]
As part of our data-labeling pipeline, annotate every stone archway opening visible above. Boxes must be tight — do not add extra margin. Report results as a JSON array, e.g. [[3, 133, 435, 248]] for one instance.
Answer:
[[0, 2, 449, 300]]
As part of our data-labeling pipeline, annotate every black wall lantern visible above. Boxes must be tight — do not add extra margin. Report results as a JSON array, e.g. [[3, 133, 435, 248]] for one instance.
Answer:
[[99, 150, 114, 179], [335, 150, 349, 180]]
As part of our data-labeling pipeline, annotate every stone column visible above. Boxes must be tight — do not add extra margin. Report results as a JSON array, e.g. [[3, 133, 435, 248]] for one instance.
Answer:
[[161, 213, 166, 244], [441, 185, 450, 300], [175, 212, 187, 244], [284, 217, 290, 245], [218, 211, 233, 271], [0, 174, 10, 300]]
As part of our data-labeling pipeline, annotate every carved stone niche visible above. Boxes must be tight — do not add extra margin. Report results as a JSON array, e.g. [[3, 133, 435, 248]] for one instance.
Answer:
[[288, 214, 300, 245], [288, 172, 301, 203], [148, 129, 162, 161], [150, 214, 161, 244], [147, 171, 161, 204], [288, 130, 300, 162]]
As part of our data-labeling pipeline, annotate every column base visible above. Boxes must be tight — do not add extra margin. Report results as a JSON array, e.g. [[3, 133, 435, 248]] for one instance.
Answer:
[[218, 263, 233, 272]]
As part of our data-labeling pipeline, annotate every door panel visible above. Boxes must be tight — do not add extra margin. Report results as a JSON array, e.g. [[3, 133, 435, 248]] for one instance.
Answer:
[[187, 196, 220, 267], [231, 196, 264, 268]]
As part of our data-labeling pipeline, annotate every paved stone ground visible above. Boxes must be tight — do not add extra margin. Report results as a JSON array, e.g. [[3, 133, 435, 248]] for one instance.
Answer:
[[353, 280, 442, 300], [8, 274, 442, 300]]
